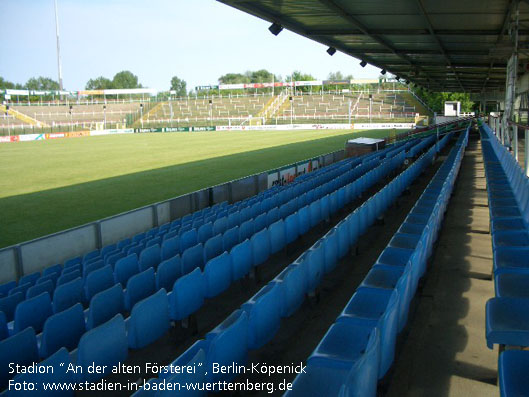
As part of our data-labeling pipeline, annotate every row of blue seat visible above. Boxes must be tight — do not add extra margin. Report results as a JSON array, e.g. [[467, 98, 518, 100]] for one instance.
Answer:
[[287, 128, 468, 396], [480, 120, 529, 397], [0, 152, 371, 335], [129, 132, 448, 395], [0, 142, 406, 390]]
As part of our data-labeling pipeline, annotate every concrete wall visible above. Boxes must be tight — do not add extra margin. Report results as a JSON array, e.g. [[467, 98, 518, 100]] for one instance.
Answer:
[[0, 149, 345, 281]]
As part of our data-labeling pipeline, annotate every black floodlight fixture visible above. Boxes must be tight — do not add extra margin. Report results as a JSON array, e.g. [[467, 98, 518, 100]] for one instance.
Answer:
[[269, 22, 283, 36], [360, 60, 367, 67], [380, 69, 387, 75], [327, 47, 337, 56], [405, 80, 410, 84]]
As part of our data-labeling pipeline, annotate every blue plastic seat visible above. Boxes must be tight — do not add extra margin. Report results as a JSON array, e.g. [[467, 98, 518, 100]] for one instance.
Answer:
[[106, 251, 126, 268], [139, 244, 161, 271], [213, 216, 228, 235], [14, 292, 53, 334], [272, 263, 307, 318], [153, 349, 206, 396], [182, 243, 204, 274], [285, 212, 300, 245], [180, 229, 199, 253], [239, 219, 254, 242], [86, 284, 124, 330], [0, 327, 39, 389], [18, 272, 41, 288], [146, 236, 162, 248], [0, 292, 23, 323], [298, 206, 310, 236], [0, 313, 7, 341], [337, 288, 399, 377], [26, 280, 54, 300], [266, 207, 280, 227], [254, 213, 267, 233], [169, 268, 204, 321], [125, 267, 156, 311], [360, 264, 412, 330], [251, 228, 270, 267], [75, 314, 128, 383], [9, 282, 32, 298], [84, 264, 114, 301], [495, 274, 529, 298], [40, 303, 85, 358], [306, 242, 324, 294], [42, 264, 62, 278], [127, 289, 170, 349], [240, 207, 252, 224], [309, 200, 322, 228], [161, 236, 179, 261], [127, 244, 144, 257], [205, 310, 248, 384], [114, 254, 140, 286], [494, 247, 529, 275], [499, 350, 529, 397], [227, 211, 240, 229], [241, 284, 282, 349], [230, 239, 253, 281], [156, 255, 182, 292], [250, 201, 262, 219], [223, 226, 239, 252], [493, 231, 529, 251], [203, 234, 224, 264], [486, 297, 529, 349], [133, 232, 146, 244], [0, 281, 16, 298], [52, 277, 84, 313], [198, 222, 214, 244], [269, 219, 286, 254], [204, 252, 232, 298], [294, 323, 379, 397], [64, 256, 81, 269], [10, 347, 75, 397], [322, 230, 339, 273]]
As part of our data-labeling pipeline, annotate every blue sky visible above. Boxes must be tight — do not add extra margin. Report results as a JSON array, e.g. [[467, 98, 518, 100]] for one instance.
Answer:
[[0, 0, 381, 91]]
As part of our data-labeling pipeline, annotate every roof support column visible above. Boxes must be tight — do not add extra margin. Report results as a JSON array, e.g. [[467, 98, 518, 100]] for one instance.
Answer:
[[503, 0, 519, 149]]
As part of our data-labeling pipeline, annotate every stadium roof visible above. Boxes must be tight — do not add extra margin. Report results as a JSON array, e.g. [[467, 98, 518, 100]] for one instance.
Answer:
[[218, 0, 529, 93]]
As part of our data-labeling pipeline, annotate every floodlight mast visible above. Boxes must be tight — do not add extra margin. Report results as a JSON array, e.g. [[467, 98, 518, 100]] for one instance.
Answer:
[[54, 0, 64, 91]]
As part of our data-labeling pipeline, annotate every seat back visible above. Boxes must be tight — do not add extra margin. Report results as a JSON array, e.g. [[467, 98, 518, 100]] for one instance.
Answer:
[[251, 228, 270, 267], [223, 226, 239, 252], [204, 252, 232, 298], [127, 289, 170, 349], [230, 239, 253, 281], [84, 265, 115, 302], [156, 255, 182, 292], [182, 243, 204, 275], [161, 236, 179, 261], [14, 292, 53, 334], [86, 284, 124, 330], [139, 244, 161, 272], [204, 234, 223, 264], [40, 303, 86, 358], [125, 267, 156, 311], [169, 268, 204, 321], [114, 254, 140, 287], [76, 314, 128, 383], [0, 327, 38, 389], [26, 280, 54, 300], [53, 277, 84, 313]]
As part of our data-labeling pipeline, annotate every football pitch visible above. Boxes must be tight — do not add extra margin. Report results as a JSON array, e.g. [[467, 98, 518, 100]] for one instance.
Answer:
[[0, 128, 395, 248]]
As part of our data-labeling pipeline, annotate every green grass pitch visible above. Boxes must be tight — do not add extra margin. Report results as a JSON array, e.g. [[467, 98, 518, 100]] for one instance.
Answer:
[[0, 128, 395, 248]]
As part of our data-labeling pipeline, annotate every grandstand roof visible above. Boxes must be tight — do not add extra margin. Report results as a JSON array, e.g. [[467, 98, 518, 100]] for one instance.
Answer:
[[218, 0, 529, 93]]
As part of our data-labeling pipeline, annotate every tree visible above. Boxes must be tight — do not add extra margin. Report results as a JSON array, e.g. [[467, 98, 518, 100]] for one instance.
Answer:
[[218, 73, 250, 84], [85, 76, 114, 90], [112, 71, 141, 89], [25, 76, 59, 91], [0, 77, 16, 90], [327, 71, 353, 81], [412, 85, 475, 113], [170, 76, 187, 96]]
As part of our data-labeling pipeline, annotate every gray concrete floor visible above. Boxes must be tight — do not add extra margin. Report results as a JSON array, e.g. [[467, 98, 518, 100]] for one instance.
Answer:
[[385, 130, 498, 397]]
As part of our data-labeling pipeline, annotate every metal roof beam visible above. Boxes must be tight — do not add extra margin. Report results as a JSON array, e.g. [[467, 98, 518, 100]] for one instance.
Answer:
[[307, 28, 529, 36], [415, 0, 465, 92]]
